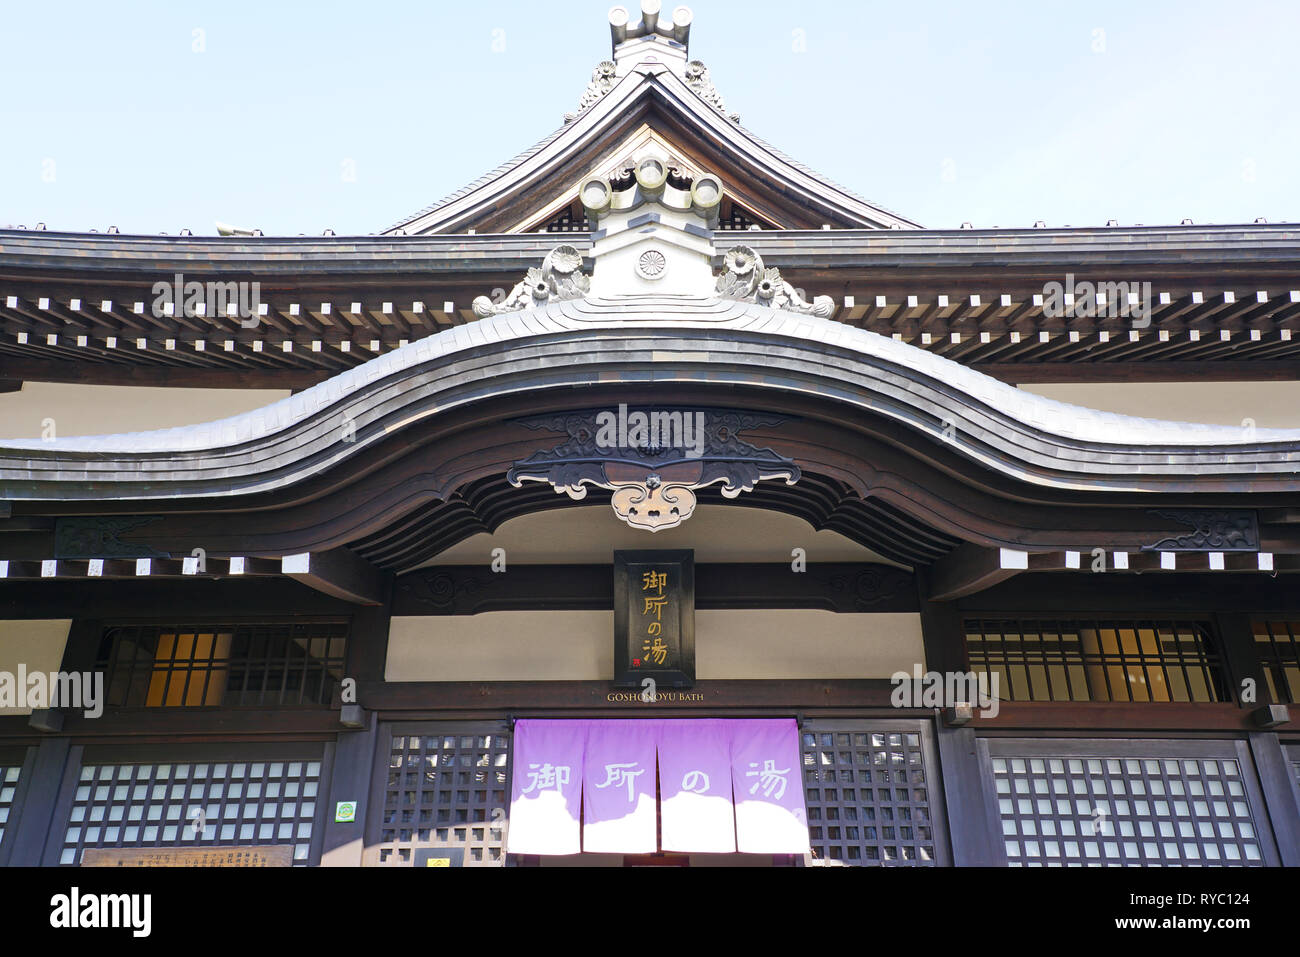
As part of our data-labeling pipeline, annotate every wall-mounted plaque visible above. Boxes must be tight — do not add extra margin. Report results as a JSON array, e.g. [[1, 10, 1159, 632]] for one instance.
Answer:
[[415, 847, 465, 867], [80, 845, 293, 867], [614, 549, 695, 688]]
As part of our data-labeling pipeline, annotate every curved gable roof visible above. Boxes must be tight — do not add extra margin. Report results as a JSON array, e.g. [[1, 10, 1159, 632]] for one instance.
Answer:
[[384, 67, 920, 235], [3, 296, 1300, 502]]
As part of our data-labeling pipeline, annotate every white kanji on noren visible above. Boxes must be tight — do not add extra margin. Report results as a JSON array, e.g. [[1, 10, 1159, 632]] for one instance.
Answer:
[[594, 762, 644, 802], [519, 762, 571, 795], [746, 759, 791, 799], [681, 770, 710, 794]]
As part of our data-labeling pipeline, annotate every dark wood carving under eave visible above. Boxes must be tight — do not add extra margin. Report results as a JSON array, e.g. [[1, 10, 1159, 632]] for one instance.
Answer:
[[54, 516, 169, 559], [1141, 509, 1259, 551], [353, 474, 957, 572], [392, 563, 918, 616], [506, 408, 801, 533]]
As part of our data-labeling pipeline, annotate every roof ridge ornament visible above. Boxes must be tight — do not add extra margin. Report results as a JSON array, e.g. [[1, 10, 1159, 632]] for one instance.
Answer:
[[716, 245, 834, 318], [683, 60, 739, 123], [564, 3, 740, 124], [470, 166, 836, 310], [472, 245, 590, 318], [565, 61, 619, 124]]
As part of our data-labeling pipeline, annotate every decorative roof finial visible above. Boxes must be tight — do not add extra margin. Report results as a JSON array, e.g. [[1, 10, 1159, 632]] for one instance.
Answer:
[[566, 5, 738, 124], [609, 2, 691, 59]]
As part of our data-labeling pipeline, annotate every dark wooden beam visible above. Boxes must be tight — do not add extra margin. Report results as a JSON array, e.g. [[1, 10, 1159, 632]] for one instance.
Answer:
[[973, 701, 1268, 732], [973, 360, 1300, 384], [345, 678, 1290, 731], [0, 355, 327, 389], [0, 709, 343, 739], [959, 569, 1300, 614], [392, 563, 917, 615], [357, 678, 902, 712], [928, 544, 1021, 601], [0, 577, 354, 619], [282, 548, 388, 606]]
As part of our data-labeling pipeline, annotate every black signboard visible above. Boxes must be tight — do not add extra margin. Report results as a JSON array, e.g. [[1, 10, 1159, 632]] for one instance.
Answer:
[[613, 549, 695, 688]]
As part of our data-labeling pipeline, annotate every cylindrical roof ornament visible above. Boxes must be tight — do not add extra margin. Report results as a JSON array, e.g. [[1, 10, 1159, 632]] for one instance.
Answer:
[[608, 6, 629, 45], [579, 177, 614, 219], [671, 6, 692, 44], [634, 157, 668, 198], [690, 174, 723, 219], [641, 0, 662, 30]]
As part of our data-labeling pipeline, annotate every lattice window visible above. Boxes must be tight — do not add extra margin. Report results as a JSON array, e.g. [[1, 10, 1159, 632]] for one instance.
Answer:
[[965, 619, 1226, 703], [717, 204, 770, 231], [801, 723, 942, 866], [373, 728, 511, 866], [1252, 620, 1300, 704], [993, 754, 1264, 866], [0, 763, 21, 847], [96, 620, 348, 708], [543, 205, 590, 233], [60, 757, 323, 865]]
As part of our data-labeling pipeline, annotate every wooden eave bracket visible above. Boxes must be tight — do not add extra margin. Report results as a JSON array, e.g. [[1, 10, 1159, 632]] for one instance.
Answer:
[[281, 548, 388, 605]]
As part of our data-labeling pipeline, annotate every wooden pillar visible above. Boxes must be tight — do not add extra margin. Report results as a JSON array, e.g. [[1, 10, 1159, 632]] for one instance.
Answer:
[[935, 725, 1004, 866], [58, 618, 103, 673], [346, 580, 394, 689], [1247, 732, 1300, 866], [319, 581, 391, 866], [320, 711, 378, 866], [4, 738, 72, 866], [917, 569, 1001, 864], [1213, 612, 1269, 706], [0, 745, 36, 866], [915, 568, 967, 675]]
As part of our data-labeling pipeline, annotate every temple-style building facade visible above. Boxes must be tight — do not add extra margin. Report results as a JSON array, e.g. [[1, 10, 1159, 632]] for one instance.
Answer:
[[0, 3, 1298, 867]]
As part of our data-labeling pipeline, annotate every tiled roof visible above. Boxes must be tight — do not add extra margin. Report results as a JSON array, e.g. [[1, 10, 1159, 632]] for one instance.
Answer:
[[382, 124, 569, 234], [3, 296, 1299, 502]]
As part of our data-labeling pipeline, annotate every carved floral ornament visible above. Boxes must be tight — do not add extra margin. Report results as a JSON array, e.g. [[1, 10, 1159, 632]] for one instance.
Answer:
[[507, 410, 801, 532], [474, 243, 833, 319], [471, 245, 590, 318], [635, 248, 668, 280], [715, 245, 835, 317]]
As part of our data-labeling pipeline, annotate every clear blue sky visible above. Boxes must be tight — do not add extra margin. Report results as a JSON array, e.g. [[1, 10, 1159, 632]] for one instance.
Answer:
[[2, 0, 1296, 235]]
